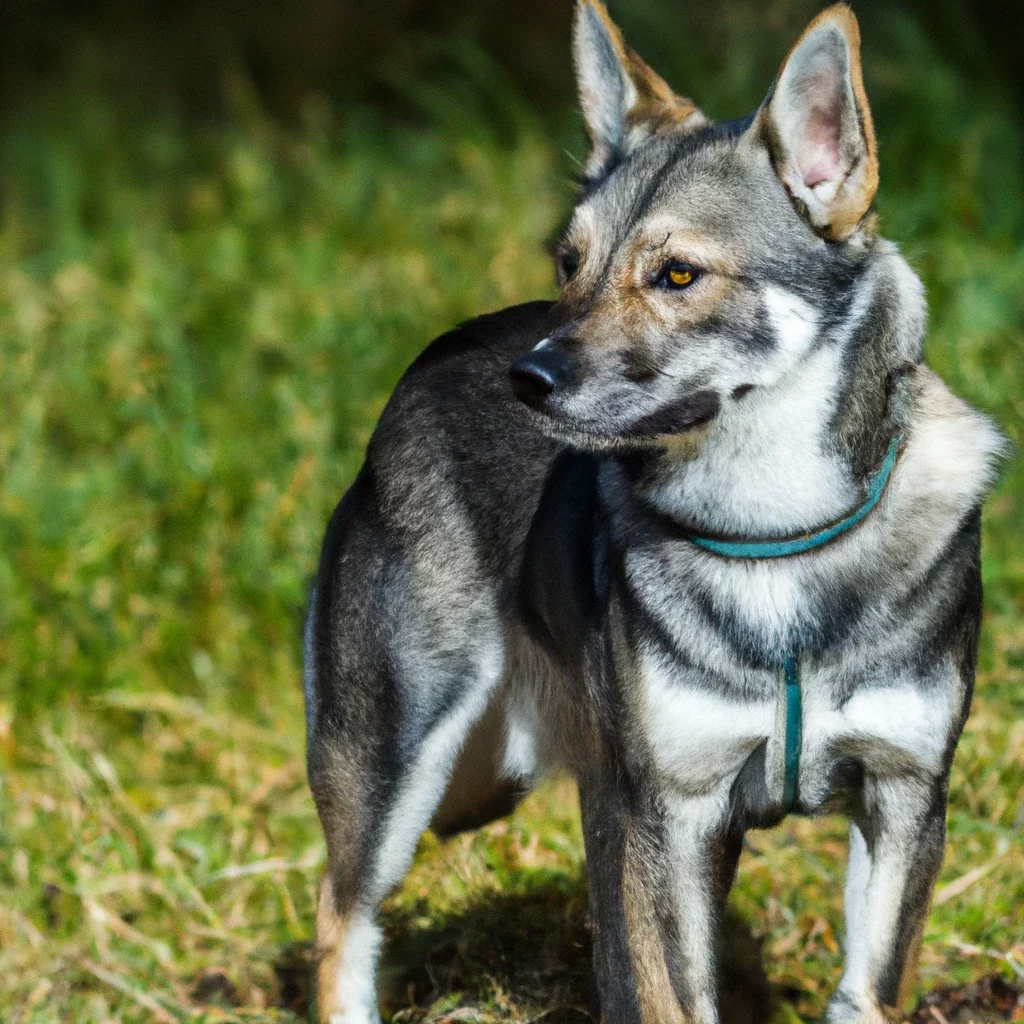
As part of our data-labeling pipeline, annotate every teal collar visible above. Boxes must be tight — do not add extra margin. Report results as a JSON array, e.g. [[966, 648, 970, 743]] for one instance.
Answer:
[[685, 435, 903, 560]]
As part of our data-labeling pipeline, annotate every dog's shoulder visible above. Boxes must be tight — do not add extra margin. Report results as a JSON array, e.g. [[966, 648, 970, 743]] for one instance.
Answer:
[[369, 298, 560, 463]]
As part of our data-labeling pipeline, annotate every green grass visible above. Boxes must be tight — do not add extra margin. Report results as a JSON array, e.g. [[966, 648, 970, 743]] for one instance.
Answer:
[[1, 14, 1023, 1023]]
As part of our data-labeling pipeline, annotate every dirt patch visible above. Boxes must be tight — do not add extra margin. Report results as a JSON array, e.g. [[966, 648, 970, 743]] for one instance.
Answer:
[[275, 940, 317, 1017], [191, 970, 240, 1008], [910, 976, 1024, 1024]]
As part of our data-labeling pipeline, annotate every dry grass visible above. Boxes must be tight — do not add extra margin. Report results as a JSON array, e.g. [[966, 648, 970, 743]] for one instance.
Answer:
[[2, 635, 1021, 1023]]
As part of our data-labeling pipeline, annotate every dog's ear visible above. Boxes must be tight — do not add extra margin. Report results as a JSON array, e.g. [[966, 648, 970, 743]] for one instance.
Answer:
[[755, 3, 878, 241], [573, 0, 706, 180]]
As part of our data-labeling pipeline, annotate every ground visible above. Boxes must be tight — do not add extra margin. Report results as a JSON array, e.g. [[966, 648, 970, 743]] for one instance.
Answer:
[[0, 21, 1022, 1023]]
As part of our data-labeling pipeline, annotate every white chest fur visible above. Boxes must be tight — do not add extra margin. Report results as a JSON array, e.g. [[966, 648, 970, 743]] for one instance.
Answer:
[[640, 650, 959, 806]]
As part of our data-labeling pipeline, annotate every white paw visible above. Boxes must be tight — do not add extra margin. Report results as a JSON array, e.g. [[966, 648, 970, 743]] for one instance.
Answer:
[[825, 990, 892, 1024], [327, 1013, 381, 1024], [321, 914, 382, 1024]]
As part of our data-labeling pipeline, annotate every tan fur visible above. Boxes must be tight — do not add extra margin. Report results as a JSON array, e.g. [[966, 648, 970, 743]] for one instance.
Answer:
[[621, 845, 689, 1024], [563, 242, 741, 355], [556, 215, 744, 351], [658, 421, 713, 458], [311, 745, 364, 916], [605, 610, 690, 1023], [894, 914, 927, 1013], [316, 875, 347, 1022], [430, 697, 523, 836]]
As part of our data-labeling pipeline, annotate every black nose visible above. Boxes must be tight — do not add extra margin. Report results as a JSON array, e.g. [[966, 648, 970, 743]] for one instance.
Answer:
[[509, 345, 575, 408]]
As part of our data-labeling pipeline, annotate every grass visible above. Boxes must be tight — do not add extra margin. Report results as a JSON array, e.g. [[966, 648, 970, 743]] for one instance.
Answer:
[[1, 10, 1023, 1022]]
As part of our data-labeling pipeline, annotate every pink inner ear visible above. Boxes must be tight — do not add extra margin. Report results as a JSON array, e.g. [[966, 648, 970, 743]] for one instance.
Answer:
[[799, 103, 841, 188], [793, 64, 843, 188]]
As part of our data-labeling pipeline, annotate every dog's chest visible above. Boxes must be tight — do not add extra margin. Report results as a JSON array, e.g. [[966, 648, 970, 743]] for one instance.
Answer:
[[638, 651, 954, 808], [624, 543, 826, 666]]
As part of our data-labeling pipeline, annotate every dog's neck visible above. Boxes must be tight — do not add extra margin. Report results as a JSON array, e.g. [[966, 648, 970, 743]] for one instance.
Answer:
[[627, 245, 925, 539], [638, 346, 861, 537]]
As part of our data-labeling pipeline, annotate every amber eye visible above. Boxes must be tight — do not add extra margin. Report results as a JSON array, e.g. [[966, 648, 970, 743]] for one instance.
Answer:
[[657, 262, 701, 290]]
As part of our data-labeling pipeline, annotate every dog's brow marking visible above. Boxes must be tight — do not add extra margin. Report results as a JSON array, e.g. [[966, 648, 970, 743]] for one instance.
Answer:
[[596, 141, 683, 282], [533, 337, 553, 351], [645, 232, 673, 253]]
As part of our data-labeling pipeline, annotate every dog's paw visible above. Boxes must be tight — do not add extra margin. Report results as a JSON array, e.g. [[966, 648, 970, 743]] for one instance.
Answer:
[[824, 990, 899, 1024], [325, 1009, 382, 1024]]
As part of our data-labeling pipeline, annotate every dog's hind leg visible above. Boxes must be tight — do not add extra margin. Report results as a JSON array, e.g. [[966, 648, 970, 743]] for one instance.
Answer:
[[307, 618, 505, 1024], [303, 454, 523, 1023], [827, 776, 948, 1024]]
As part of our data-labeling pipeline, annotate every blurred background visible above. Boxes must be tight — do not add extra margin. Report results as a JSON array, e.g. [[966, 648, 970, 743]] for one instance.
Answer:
[[0, 2, 1022, 1022]]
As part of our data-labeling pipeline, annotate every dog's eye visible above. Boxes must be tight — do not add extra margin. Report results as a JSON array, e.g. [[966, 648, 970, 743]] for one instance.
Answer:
[[657, 262, 701, 290], [557, 247, 580, 284]]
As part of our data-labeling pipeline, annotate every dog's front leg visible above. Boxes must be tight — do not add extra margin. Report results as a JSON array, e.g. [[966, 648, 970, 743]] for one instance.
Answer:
[[828, 775, 948, 1024], [658, 792, 743, 1024], [579, 770, 731, 1024]]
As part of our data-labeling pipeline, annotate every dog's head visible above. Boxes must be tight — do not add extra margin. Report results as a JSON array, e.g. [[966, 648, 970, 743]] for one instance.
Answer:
[[512, 2, 884, 448]]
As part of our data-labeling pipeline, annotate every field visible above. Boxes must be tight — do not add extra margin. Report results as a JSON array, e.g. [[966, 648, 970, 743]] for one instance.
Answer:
[[1, 9, 1022, 1023]]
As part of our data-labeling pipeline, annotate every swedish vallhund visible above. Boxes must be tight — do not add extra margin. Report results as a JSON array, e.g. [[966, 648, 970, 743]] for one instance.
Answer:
[[303, 3, 1005, 1022]]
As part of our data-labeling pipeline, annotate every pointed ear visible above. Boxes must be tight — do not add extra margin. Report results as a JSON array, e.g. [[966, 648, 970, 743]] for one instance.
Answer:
[[573, 0, 706, 180], [758, 3, 878, 241]]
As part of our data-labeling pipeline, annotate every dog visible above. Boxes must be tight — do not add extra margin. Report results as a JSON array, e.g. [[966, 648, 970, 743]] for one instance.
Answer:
[[303, 4, 1005, 1022]]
